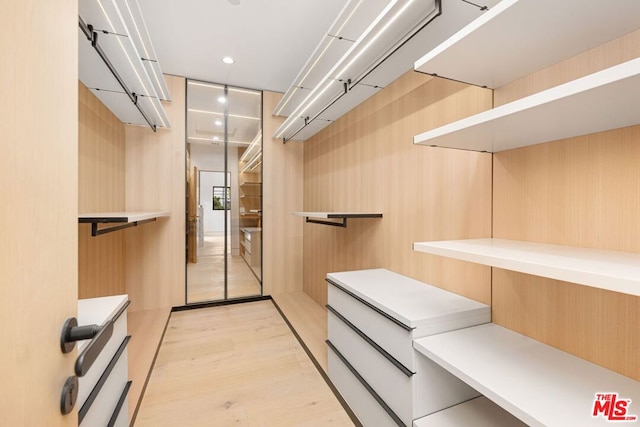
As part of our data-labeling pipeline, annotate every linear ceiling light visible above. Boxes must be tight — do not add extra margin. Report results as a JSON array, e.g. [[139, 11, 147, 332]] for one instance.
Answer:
[[273, 0, 441, 142], [79, 0, 171, 130]]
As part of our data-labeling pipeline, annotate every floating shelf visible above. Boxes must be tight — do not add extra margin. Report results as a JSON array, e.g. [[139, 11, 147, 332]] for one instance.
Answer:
[[412, 238, 640, 297], [79, 211, 170, 236], [414, 396, 526, 427], [292, 212, 382, 228], [414, 58, 640, 152], [414, 0, 640, 89], [414, 323, 640, 426], [240, 181, 261, 186]]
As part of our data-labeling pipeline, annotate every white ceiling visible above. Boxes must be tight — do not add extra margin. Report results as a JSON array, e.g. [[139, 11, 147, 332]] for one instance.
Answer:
[[137, 0, 349, 93]]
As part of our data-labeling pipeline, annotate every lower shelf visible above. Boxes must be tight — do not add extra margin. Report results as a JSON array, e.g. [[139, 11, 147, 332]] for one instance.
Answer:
[[413, 397, 526, 427], [414, 323, 640, 426]]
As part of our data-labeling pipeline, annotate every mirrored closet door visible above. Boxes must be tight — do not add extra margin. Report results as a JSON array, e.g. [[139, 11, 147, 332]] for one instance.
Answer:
[[186, 80, 262, 303]]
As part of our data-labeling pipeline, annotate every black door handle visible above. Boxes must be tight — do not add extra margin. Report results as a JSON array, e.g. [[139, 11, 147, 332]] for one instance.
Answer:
[[60, 317, 114, 376]]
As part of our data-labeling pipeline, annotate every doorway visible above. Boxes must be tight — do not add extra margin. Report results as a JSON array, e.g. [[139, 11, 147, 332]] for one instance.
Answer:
[[186, 80, 263, 304]]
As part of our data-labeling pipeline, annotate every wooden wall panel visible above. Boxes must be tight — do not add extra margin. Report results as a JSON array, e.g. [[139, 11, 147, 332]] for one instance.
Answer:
[[1, 0, 78, 424], [262, 91, 304, 295], [492, 32, 640, 380], [124, 75, 186, 311], [78, 81, 126, 298], [303, 71, 493, 307], [495, 28, 640, 106]]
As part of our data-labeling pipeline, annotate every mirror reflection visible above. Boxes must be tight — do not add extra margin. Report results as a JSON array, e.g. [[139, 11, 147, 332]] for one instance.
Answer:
[[186, 80, 262, 303]]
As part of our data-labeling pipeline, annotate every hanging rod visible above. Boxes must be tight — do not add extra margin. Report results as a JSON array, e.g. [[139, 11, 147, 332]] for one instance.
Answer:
[[78, 16, 156, 132]]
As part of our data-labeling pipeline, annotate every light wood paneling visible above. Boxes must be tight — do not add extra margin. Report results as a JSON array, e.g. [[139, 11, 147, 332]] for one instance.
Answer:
[[0, 0, 78, 424], [495, 28, 640, 106], [303, 71, 493, 307], [127, 307, 171, 421], [492, 128, 640, 381], [492, 270, 640, 380], [262, 91, 304, 296], [124, 75, 186, 311], [491, 31, 640, 380], [78, 82, 126, 298], [135, 301, 354, 426]]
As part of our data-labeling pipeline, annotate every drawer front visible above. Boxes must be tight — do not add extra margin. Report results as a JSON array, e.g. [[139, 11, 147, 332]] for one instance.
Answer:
[[328, 342, 404, 427], [78, 307, 128, 407], [328, 308, 415, 426], [328, 283, 415, 370], [80, 337, 130, 427]]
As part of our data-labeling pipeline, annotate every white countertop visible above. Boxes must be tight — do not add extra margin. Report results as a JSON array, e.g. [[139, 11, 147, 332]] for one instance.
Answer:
[[327, 268, 489, 329]]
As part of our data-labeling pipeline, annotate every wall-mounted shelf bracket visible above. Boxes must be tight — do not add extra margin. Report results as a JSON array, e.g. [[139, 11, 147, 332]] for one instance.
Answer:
[[306, 217, 347, 228], [89, 218, 156, 236], [293, 212, 383, 228]]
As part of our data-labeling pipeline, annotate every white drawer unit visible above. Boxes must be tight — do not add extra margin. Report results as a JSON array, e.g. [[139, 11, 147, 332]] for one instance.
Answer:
[[77, 295, 131, 427], [326, 269, 491, 426]]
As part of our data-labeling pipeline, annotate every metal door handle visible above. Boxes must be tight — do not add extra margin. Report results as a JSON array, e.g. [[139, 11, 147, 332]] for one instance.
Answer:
[[60, 317, 114, 376]]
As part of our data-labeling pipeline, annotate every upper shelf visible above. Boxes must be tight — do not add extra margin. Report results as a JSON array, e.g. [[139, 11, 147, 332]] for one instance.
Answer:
[[413, 323, 640, 427], [413, 238, 640, 297], [414, 0, 640, 89], [293, 212, 382, 228], [79, 211, 170, 236], [413, 58, 640, 152]]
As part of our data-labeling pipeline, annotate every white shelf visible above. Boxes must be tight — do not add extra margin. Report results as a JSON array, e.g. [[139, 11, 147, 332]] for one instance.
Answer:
[[413, 58, 640, 152], [327, 269, 489, 330], [78, 211, 170, 236], [414, 0, 640, 89], [78, 211, 170, 223], [292, 211, 382, 219], [412, 238, 640, 297], [77, 294, 129, 352], [413, 396, 526, 427], [414, 323, 640, 426]]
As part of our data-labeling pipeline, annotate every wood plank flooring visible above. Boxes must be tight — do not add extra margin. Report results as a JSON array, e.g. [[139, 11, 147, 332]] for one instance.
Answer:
[[134, 300, 354, 426]]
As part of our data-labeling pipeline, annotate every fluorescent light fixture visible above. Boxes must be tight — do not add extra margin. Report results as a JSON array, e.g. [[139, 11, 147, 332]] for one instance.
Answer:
[[222, 56, 235, 64], [188, 108, 260, 121], [273, 0, 441, 142]]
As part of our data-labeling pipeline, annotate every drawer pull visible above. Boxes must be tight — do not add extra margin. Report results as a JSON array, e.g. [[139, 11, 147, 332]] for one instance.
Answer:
[[326, 278, 413, 331], [327, 340, 405, 427], [327, 305, 414, 377]]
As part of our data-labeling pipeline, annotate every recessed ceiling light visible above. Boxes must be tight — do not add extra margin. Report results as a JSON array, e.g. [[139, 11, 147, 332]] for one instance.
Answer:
[[213, 136, 220, 141], [222, 56, 235, 64], [215, 119, 222, 126], [218, 96, 226, 103]]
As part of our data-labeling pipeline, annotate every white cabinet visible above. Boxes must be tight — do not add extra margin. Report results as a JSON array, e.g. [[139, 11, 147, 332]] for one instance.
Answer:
[[414, 323, 640, 427], [326, 269, 490, 426], [77, 295, 131, 427]]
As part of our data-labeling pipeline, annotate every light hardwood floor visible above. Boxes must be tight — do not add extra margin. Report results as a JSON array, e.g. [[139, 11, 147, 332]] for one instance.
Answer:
[[187, 233, 262, 302], [134, 300, 354, 426]]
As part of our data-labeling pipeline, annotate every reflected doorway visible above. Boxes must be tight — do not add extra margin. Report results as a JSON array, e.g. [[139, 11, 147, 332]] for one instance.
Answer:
[[186, 80, 262, 304]]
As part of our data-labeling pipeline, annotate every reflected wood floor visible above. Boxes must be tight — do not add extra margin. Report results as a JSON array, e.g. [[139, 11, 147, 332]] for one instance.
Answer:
[[134, 301, 354, 426], [187, 233, 261, 302]]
